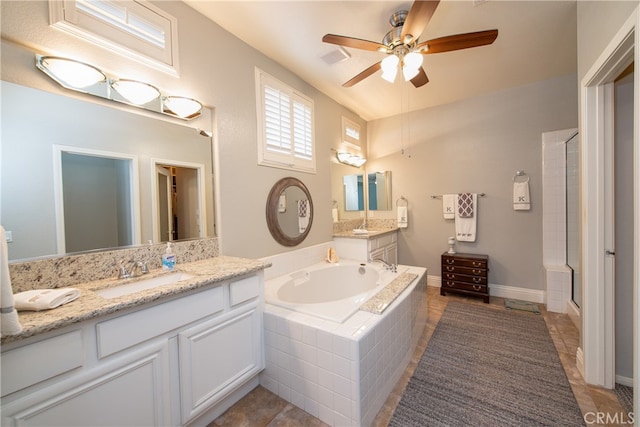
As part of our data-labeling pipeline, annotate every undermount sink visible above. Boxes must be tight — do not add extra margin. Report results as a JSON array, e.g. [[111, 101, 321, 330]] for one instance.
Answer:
[[352, 229, 369, 235], [95, 272, 196, 299]]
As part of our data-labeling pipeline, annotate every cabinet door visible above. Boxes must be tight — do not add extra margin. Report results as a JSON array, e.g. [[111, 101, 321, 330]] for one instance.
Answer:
[[178, 307, 263, 424], [2, 341, 172, 427], [385, 243, 398, 265]]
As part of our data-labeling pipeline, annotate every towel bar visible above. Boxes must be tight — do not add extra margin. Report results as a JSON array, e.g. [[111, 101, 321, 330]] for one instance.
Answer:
[[430, 193, 486, 199], [396, 196, 408, 207], [513, 170, 529, 182]]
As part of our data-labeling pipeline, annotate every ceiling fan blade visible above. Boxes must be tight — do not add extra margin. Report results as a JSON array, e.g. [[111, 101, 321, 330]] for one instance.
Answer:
[[343, 62, 382, 87], [416, 29, 499, 54], [401, 1, 440, 45], [322, 34, 386, 52], [410, 67, 429, 88]]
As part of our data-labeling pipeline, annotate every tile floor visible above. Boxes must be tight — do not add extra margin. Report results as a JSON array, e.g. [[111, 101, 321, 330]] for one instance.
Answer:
[[208, 286, 627, 427]]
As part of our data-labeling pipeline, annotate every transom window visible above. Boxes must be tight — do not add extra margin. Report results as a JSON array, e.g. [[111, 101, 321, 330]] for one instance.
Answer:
[[255, 68, 316, 173]]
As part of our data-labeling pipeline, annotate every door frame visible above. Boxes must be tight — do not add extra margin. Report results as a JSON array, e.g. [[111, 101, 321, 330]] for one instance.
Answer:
[[581, 7, 638, 411]]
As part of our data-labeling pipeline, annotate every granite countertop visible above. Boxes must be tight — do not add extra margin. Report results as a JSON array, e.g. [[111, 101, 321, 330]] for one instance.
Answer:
[[332, 228, 398, 239], [2, 256, 270, 345]]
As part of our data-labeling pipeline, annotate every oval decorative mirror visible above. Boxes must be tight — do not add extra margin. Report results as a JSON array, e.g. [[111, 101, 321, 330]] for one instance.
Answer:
[[266, 177, 313, 246]]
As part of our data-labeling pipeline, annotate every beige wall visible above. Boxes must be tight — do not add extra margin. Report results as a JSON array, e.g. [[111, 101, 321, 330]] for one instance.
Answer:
[[366, 74, 578, 291], [0, 0, 366, 259]]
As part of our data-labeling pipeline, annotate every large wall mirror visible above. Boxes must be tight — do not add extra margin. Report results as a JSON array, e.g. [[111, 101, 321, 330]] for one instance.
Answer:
[[1, 81, 215, 261], [266, 177, 313, 246], [342, 171, 392, 212]]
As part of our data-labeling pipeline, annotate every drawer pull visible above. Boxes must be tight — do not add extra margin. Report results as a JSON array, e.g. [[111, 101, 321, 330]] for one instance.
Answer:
[[472, 261, 482, 267], [473, 285, 482, 291], [446, 273, 455, 279], [446, 266, 454, 272], [473, 277, 482, 283], [446, 281, 455, 287], [446, 259, 454, 265], [473, 269, 482, 275]]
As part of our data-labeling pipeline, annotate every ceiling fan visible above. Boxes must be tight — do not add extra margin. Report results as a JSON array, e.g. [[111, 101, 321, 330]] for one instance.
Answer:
[[322, 0, 498, 88]]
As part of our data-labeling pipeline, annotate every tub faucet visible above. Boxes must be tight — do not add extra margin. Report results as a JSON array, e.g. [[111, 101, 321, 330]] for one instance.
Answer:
[[369, 257, 397, 273]]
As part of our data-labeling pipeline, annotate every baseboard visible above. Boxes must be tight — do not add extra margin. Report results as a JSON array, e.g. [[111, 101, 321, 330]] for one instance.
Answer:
[[616, 374, 634, 387], [431, 277, 545, 303], [566, 300, 581, 331], [488, 283, 546, 304], [576, 347, 585, 379]]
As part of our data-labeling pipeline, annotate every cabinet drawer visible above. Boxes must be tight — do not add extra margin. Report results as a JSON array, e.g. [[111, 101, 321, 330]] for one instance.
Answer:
[[442, 265, 486, 277], [230, 276, 260, 307], [442, 272, 487, 285], [442, 257, 487, 269], [1, 330, 84, 396], [442, 280, 487, 294]]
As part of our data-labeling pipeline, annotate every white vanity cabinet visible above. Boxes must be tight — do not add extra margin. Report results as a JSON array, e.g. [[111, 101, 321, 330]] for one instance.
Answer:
[[333, 230, 398, 264], [1, 273, 264, 427]]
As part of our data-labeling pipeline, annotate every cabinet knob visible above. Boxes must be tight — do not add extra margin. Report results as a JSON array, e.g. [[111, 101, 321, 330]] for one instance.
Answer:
[[446, 281, 455, 287], [446, 259, 454, 265], [473, 277, 482, 283], [473, 285, 482, 291], [446, 266, 454, 272], [446, 273, 455, 279], [473, 269, 482, 275], [472, 261, 482, 267]]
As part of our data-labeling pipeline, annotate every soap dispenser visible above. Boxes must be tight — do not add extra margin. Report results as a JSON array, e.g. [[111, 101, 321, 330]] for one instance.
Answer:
[[162, 242, 176, 271]]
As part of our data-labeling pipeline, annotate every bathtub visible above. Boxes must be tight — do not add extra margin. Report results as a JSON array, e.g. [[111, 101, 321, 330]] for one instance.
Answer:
[[260, 256, 427, 426], [265, 260, 401, 323]]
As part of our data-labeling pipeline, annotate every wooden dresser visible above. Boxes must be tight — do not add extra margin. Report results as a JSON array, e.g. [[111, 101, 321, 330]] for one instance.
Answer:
[[441, 252, 489, 303]]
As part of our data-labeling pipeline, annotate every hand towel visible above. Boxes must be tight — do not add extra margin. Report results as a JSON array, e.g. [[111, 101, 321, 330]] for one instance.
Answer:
[[455, 193, 477, 242], [14, 288, 81, 311], [457, 193, 474, 218], [1, 225, 22, 336], [397, 206, 408, 228], [442, 194, 455, 219], [513, 181, 531, 210], [331, 207, 339, 223], [298, 199, 309, 233]]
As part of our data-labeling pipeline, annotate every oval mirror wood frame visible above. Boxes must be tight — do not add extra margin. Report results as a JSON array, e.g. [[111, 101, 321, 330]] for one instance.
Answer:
[[266, 177, 313, 246]]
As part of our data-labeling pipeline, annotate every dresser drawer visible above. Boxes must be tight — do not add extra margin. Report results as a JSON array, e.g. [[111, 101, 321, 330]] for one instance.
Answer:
[[442, 280, 487, 294], [442, 256, 487, 269], [442, 272, 487, 285], [442, 264, 486, 277]]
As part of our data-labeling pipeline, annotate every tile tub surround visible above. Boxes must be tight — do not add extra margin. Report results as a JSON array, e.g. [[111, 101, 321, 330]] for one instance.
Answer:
[[260, 269, 427, 426], [8, 237, 219, 293], [2, 255, 269, 344]]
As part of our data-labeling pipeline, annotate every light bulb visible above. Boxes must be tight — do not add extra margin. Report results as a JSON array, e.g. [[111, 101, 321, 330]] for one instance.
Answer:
[[381, 55, 399, 73]]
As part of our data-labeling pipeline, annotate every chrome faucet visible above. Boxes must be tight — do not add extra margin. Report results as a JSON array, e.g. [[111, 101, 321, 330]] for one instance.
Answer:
[[369, 257, 397, 273], [117, 259, 149, 279], [358, 221, 367, 230]]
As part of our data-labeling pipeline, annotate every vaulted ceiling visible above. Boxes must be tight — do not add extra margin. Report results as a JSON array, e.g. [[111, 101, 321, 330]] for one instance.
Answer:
[[185, 1, 577, 121]]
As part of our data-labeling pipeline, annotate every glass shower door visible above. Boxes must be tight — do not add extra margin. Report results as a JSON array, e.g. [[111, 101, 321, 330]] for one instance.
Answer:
[[566, 133, 581, 307]]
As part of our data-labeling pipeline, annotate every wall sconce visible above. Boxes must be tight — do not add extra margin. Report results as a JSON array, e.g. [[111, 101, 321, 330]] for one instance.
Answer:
[[36, 54, 203, 120], [336, 152, 367, 167]]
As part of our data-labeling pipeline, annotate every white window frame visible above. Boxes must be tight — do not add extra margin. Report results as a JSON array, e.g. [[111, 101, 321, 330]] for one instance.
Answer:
[[255, 68, 316, 173], [342, 116, 362, 150], [49, 0, 179, 75]]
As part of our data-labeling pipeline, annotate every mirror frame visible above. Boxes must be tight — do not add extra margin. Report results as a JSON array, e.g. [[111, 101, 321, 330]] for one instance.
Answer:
[[266, 177, 313, 246]]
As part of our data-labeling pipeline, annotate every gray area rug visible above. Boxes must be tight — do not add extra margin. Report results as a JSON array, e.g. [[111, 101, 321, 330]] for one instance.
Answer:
[[389, 301, 585, 426], [615, 383, 634, 415]]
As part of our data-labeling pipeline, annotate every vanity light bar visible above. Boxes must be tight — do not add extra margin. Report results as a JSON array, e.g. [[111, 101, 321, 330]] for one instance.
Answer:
[[35, 54, 203, 120], [336, 152, 367, 167]]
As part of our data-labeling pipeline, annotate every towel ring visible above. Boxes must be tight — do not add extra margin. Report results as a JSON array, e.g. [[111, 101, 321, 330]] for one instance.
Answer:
[[396, 196, 408, 207], [513, 171, 529, 183]]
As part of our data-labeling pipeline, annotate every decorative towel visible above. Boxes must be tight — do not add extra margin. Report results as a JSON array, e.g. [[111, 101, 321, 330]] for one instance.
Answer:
[[298, 199, 309, 233], [442, 194, 455, 219], [1, 225, 22, 336], [14, 288, 81, 311], [332, 207, 339, 223], [457, 193, 474, 218], [513, 181, 531, 210], [397, 206, 408, 228], [455, 193, 477, 242]]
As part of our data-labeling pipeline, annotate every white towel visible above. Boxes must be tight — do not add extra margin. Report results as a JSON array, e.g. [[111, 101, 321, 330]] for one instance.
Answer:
[[14, 288, 80, 311], [298, 199, 309, 233], [513, 181, 531, 210], [397, 206, 408, 228], [1, 226, 22, 336], [455, 193, 477, 242], [443, 194, 455, 219], [331, 207, 339, 223]]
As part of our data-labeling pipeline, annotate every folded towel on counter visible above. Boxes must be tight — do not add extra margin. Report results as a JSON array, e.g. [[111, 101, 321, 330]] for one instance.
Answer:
[[298, 199, 309, 232], [397, 206, 408, 228], [14, 288, 80, 311], [513, 181, 531, 210], [455, 193, 477, 242], [1, 225, 22, 336], [457, 193, 474, 218], [442, 194, 455, 219]]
